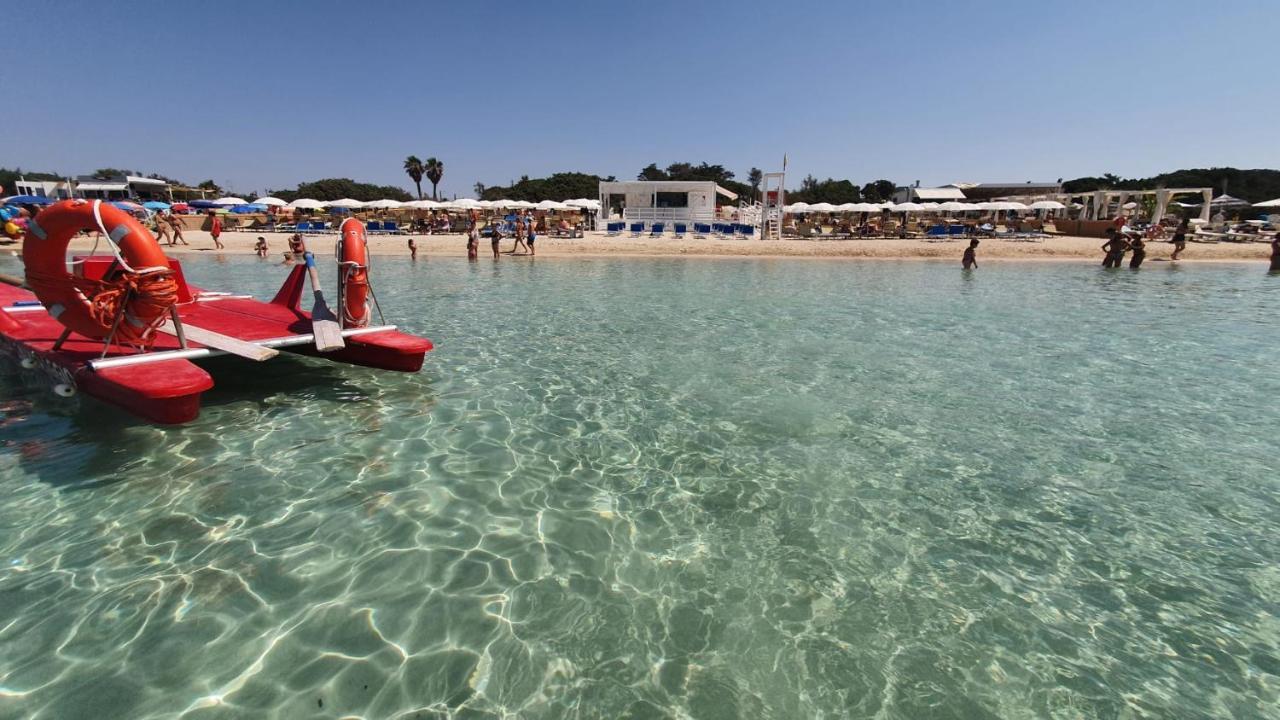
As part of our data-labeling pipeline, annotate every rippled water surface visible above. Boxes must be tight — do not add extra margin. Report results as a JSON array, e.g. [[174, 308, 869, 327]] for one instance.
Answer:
[[1, 254, 1279, 719]]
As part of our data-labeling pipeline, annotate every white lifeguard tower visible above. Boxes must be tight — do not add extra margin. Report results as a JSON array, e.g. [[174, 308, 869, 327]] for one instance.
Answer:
[[759, 172, 785, 241]]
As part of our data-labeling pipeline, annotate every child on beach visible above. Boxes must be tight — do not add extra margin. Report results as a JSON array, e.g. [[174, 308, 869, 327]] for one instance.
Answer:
[[254, 236, 269, 258], [962, 239, 978, 269], [289, 233, 306, 258], [208, 211, 224, 250], [408, 237, 418, 261]]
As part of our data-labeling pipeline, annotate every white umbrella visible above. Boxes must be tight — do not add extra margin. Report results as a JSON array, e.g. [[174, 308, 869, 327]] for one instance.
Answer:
[[564, 198, 600, 209], [921, 202, 940, 210], [451, 198, 480, 208], [287, 198, 326, 209], [1122, 201, 1138, 210], [213, 196, 248, 206], [404, 199, 438, 209], [891, 202, 925, 212], [1254, 198, 1280, 208], [536, 199, 566, 211], [784, 202, 812, 213], [936, 201, 973, 212], [488, 199, 515, 208], [328, 198, 365, 209], [1210, 194, 1249, 207], [253, 196, 288, 207], [807, 202, 836, 213], [365, 199, 404, 209], [511, 200, 537, 209], [475, 200, 495, 208], [1028, 200, 1067, 210]]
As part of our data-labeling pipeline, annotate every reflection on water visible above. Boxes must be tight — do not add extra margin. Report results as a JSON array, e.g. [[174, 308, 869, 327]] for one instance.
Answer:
[[1, 255, 1278, 719]]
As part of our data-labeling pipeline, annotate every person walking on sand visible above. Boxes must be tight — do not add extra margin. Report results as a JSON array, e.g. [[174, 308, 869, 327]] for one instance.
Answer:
[[509, 215, 528, 254], [526, 216, 536, 256], [208, 211, 224, 250], [962, 238, 979, 269], [153, 211, 174, 245], [1170, 217, 1189, 261], [1101, 228, 1128, 268], [167, 212, 189, 245], [408, 237, 417, 261], [1128, 235, 1146, 269]]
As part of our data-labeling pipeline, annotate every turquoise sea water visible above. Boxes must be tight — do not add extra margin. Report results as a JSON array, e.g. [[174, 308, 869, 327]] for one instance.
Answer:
[[1, 254, 1278, 719]]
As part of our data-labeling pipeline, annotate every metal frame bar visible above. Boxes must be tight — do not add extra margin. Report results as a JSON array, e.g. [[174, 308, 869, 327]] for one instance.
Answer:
[[87, 325, 397, 371]]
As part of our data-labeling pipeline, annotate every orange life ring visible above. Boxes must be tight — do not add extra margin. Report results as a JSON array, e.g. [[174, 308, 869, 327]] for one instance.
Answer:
[[23, 199, 178, 346], [337, 217, 370, 327]]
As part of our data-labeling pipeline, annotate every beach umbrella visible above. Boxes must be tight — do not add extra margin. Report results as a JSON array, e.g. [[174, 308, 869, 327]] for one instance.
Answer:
[[111, 200, 144, 212], [936, 201, 973, 212], [230, 204, 266, 214], [171, 202, 190, 212], [288, 198, 326, 209], [807, 202, 837, 213], [405, 199, 439, 209], [1028, 200, 1066, 210], [3, 194, 56, 205], [213, 196, 247, 206], [1254, 198, 1280, 208], [253, 196, 288, 207], [365, 199, 404, 209], [1210, 194, 1249, 207], [510, 200, 536, 209], [890, 202, 925, 212], [784, 202, 811, 213], [535, 199, 567, 211], [142, 200, 171, 210], [188, 199, 221, 209], [328, 198, 365, 209]]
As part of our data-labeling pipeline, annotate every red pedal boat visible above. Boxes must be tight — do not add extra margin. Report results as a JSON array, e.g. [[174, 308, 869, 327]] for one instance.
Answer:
[[0, 201, 432, 424]]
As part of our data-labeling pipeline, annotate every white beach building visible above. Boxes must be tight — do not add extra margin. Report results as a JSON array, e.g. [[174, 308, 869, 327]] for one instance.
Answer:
[[598, 181, 737, 225]]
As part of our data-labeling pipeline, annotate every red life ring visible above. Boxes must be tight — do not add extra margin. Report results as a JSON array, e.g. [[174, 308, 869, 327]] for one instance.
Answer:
[[337, 217, 370, 327], [23, 199, 178, 346]]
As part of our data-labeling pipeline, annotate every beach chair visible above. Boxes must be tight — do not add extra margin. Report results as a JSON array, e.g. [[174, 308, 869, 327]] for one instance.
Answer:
[[629, 222, 644, 237], [312, 221, 328, 233], [606, 221, 622, 236], [650, 222, 665, 237], [693, 223, 710, 238], [295, 221, 313, 233], [383, 221, 402, 234], [673, 223, 686, 238], [366, 221, 383, 234], [739, 224, 755, 240]]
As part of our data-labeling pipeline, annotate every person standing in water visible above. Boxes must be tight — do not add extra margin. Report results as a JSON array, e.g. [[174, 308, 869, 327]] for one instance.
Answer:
[[408, 237, 417, 261], [490, 223, 502, 259], [1128, 235, 1146, 268], [1170, 217, 1189, 261], [466, 220, 478, 259], [962, 238, 979, 269], [1270, 235, 1280, 272], [254, 236, 269, 258], [1101, 228, 1128, 268]]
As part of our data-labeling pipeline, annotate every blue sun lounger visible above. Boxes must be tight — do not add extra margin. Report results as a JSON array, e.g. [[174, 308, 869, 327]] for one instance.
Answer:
[[673, 223, 686, 238], [650, 222, 665, 237], [629, 222, 644, 237]]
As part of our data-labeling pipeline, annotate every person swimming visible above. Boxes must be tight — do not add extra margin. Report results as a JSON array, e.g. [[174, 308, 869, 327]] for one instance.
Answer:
[[962, 238, 979, 269]]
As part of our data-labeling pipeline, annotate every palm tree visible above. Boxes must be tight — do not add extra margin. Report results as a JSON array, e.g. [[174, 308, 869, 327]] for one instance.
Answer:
[[403, 156, 425, 200], [425, 158, 444, 201]]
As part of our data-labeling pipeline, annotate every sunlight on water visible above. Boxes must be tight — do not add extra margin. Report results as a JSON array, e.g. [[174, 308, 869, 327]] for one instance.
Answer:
[[1, 254, 1278, 719]]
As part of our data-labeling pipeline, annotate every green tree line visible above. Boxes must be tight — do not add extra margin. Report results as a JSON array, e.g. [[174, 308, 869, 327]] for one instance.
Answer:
[[1063, 168, 1280, 202]]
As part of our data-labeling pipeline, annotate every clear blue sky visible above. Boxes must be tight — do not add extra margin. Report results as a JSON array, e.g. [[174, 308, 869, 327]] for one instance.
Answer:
[[5, 0, 1275, 198]]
